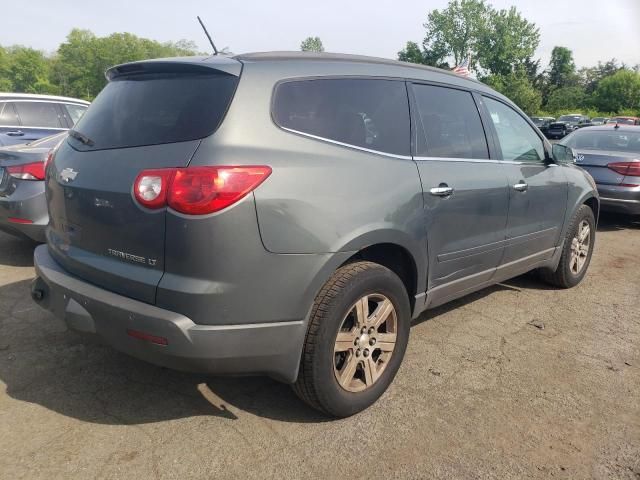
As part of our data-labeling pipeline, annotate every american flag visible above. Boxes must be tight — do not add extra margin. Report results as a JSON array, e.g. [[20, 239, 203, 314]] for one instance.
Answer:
[[452, 56, 470, 77]]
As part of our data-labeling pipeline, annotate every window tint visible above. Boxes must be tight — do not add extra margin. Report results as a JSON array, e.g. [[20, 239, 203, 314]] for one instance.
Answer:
[[483, 97, 545, 162], [64, 104, 88, 125], [273, 78, 410, 156], [0, 102, 19, 126], [72, 72, 238, 150], [14, 102, 63, 128], [412, 84, 488, 159]]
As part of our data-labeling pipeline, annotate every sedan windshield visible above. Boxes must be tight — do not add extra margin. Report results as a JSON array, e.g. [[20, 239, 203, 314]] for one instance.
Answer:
[[563, 130, 640, 153], [610, 118, 635, 125]]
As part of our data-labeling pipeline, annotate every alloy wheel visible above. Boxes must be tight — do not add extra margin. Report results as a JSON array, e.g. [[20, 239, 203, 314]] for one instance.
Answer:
[[570, 220, 591, 275], [333, 294, 397, 392]]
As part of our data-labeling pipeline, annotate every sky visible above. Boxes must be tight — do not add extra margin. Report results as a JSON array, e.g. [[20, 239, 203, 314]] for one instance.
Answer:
[[2, 0, 639, 69]]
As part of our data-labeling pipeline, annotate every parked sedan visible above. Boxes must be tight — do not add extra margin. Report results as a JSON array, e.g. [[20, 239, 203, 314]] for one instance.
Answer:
[[562, 125, 640, 215], [0, 132, 67, 241], [590, 117, 609, 126], [0, 93, 89, 147], [606, 116, 640, 126]]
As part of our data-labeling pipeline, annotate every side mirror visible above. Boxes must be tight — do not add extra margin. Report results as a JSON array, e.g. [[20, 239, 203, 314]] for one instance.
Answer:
[[552, 143, 575, 164]]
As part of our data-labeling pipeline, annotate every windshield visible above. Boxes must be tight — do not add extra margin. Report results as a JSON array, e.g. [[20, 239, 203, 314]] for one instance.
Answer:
[[70, 71, 238, 150], [530, 117, 544, 125], [563, 130, 640, 153], [558, 115, 583, 123]]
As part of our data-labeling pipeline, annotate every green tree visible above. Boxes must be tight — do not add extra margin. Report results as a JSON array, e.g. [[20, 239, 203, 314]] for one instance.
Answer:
[[547, 46, 577, 89], [476, 6, 539, 76], [579, 58, 622, 94], [422, 0, 492, 70], [3, 46, 57, 94], [0, 46, 12, 90], [484, 68, 542, 114], [592, 69, 640, 113], [300, 36, 324, 53], [545, 86, 586, 113], [398, 41, 424, 64]]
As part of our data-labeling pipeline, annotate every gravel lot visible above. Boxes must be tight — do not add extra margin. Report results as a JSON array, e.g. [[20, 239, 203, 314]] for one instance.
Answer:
[[0, 213, 638, 480]]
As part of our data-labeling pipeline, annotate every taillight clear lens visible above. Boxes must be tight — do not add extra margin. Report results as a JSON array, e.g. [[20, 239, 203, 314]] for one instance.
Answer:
[[133, 166, 271, 214], [7, 162, 45, 180], [608, 161, 640, 177], [133, 169, 175, 209]]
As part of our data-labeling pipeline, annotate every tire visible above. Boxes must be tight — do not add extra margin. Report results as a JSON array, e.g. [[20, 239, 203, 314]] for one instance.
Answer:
[[540, 204, 596, 288], [292, 261, 410, 417]]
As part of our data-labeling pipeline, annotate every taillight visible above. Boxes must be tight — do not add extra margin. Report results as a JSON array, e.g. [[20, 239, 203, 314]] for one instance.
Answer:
[[133, 169, 175, 209], [608, 161, 640, 177], [133, 166, 271, 214], [7, 162, 45, 180]]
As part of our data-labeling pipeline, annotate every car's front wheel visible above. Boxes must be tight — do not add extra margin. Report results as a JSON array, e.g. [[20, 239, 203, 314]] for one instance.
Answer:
[[540, 204, 596, 288], [293, 261, 410, 417]]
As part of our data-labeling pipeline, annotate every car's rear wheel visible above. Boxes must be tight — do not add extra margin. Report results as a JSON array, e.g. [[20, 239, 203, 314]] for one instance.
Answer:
[[540, 204, 595, 288], [292, 261, 410, 417]]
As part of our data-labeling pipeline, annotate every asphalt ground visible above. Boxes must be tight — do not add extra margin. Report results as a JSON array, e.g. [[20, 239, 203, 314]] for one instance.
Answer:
[[0, 213, 638, 479]]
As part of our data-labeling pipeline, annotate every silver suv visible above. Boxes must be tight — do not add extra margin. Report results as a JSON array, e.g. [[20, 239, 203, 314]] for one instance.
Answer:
[[32, 52, 599, 417]]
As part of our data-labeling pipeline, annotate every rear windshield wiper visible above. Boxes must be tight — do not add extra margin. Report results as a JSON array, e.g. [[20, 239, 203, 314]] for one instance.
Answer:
[[68, 129, 95, 146]]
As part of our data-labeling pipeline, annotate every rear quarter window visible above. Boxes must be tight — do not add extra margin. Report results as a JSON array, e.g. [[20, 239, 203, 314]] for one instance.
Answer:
[[273, 78, 410, 156], [70, 71, 239, 150]]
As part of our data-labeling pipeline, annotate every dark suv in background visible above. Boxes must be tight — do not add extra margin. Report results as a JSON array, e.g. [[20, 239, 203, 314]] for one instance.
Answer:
[[0, 93, 89, 146], [547, 114, 590, 139], [32, 53, 599, 417]]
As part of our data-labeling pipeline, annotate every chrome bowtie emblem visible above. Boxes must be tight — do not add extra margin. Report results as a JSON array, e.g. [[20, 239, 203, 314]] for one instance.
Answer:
[[59, 167, 78, 183]]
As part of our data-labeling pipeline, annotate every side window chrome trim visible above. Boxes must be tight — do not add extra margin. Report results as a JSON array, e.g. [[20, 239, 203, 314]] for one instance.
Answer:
[[280, 126, 413, 160], [414, 156, 526, 165], [0, 125, 67, 131]]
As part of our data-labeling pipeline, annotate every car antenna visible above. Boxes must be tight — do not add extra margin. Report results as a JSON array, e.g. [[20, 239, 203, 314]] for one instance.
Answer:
[[197, 16, 219, 55]]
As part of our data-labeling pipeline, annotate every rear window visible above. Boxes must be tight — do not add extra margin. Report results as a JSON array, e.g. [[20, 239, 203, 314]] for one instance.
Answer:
[[564, 130, 640, 153], [70, 72, 238, 150], [273, 78, 410, 156]]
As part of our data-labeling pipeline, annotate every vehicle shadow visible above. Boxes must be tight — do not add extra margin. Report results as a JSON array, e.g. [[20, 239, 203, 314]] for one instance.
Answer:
[[596, 212, 640, 232], [1, 271, 555, 425], [0, 232, 36, 267]]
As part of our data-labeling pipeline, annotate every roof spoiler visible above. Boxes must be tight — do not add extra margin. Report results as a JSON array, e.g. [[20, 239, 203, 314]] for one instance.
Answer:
[[105, 57, 241, 81]]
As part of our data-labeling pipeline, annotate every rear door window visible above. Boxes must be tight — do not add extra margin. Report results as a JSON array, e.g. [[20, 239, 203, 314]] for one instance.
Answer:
[[0, 102, 20, 126], [412, 84, 489, 159], [483, 97, 545, 162], [14, 101, 64, 128], [70, 72, 239, 150], [273, 78, 410, 156]]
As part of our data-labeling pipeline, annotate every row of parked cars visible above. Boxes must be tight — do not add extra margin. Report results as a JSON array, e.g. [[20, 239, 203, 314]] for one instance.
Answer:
[[0, 53, 636, 417], [531, 114, 640, 139]]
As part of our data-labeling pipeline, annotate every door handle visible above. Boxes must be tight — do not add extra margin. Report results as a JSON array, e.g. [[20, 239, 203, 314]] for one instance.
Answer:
[[430, 185, 454, 197], [6, 130, 24, 136], [513, 182, 528, 192]]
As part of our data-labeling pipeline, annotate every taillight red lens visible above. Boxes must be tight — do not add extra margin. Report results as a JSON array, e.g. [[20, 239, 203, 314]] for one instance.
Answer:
[[608, 161, 640, 177], [133, 166, 271, 214], [168, 166, 272, 215], [7, 162, 45, 180]]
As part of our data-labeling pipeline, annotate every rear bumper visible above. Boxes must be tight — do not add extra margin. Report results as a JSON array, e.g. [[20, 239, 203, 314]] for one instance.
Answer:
[[597, 184, 640, 215], [0, 181, 47, 242], [32, 245, 306, 383]]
